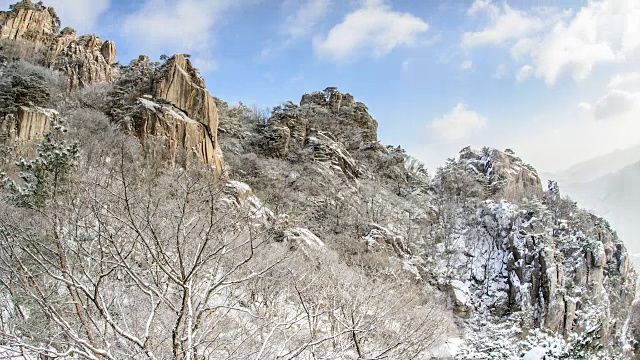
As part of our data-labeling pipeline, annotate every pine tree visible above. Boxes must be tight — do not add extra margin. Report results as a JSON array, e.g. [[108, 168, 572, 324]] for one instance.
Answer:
[[3, 119, 78, 207]]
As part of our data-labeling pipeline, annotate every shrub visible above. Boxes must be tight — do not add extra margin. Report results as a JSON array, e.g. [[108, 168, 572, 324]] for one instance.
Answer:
[[0, 60, 64, 116]]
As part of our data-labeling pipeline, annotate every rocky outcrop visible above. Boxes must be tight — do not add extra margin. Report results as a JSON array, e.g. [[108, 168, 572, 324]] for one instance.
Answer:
[[154, 55, 218, 138], [0, 106, 55, 144], [460, 146, 543, 198], [299, 88, 378, 144], [134, 97, 223, 171], [0, 1, 59, 45], [100, 40, 116, 64], [259, 88, 378, 179], [447, 280, 473, 319], [133, 55, 224, 175], [306, 131, 359, 180], [363, 223, 411, 256], [52, 36, 117, 88], [15, 106, 52, 141], [0, 1, 117, 88], [282, 228, 326, 252]]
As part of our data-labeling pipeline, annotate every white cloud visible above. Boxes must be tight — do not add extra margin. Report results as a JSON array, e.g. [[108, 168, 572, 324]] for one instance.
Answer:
[[516, 65, 533, 82], [313, 0, 429, 62], [284, 0, 331, 39], [468, 0, 494, 16], [464, 0, 640, 85], [577, 102, 592, 112], [122, 0, 235, 71], [0, 0, 110, 33], [608, 72, 640, 90], [428, 103, 487, 142], [593, 90, 640, 120], [460, 60, 473, 71], [462, 3, 548, 48]]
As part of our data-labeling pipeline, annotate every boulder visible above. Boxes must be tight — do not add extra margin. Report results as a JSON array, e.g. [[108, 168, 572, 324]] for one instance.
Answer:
[[363, 224, 411, 256], [447, 280, 473, 318], [282, 228, 325, 251]]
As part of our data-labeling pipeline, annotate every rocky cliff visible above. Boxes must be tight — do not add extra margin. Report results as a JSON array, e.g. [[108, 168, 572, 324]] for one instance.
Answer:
[[0, 0, 116, 88], [218, 89, 638, 358], [0, 2, 224, 174], [429, 147, 636, 358], [130, 55, 223, 174], [0, 1, 59, 45], [0, 106, 56, 144], [51, 33, 116, 88]]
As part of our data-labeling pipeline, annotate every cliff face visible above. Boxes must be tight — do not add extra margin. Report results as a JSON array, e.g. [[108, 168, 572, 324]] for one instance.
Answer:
[[0, 0, 116, 88], [0, 1, 59, 45], [0, 2, 224, 174], [154, 55, 218, 141], [0, 106, 56, 145], [428, 147, 637, 357], [134, 97, 223, 172], [132, 55, 224, 174], [51, 34, 116, 88]]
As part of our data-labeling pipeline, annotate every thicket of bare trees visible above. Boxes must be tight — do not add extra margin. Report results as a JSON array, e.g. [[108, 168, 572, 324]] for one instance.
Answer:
[[0, 73, 454, 358]]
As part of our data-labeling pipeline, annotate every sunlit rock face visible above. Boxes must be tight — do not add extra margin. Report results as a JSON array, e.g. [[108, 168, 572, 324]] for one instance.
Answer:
[[0, 106, 57, 145], [0, 0, 117, 88], [132, 55, 224, 175]]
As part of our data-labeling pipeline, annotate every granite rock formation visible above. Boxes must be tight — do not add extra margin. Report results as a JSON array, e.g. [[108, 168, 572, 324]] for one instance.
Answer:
[[132, 55, 223, 174], [0, 0, 116, 88]]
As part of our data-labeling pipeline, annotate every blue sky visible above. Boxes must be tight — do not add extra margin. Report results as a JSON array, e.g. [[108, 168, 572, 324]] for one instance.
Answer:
[[3, 0, 639, 173]]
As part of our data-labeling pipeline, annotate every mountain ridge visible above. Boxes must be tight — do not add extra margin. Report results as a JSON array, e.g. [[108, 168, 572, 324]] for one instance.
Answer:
[[0, 1, 637, 359]]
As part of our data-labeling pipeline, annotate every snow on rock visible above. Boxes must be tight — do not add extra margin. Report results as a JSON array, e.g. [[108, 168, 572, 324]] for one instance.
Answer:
[[428, 337, 463, 358], [447, 280, 472, 318], [223, 181, 275, 226], [522, 346, 547, 359], [283, 228, 325, 251], [362, 224, 411, 256]]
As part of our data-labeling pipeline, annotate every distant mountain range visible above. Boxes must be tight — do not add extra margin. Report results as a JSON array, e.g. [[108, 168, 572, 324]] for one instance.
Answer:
[[542, 143, 640, 185], [546, 144, 640, 266]]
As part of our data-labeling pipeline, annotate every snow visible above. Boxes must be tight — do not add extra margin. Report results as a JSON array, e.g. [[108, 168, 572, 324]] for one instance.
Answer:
[[450, 280, 470, 305], [228, 180, 252, 193], [428, 338, 463, 358], [283, 228, 325, 250], [137, 97, 160, 111], [522, 346, 547, 359], [137, 98, 200, 125]]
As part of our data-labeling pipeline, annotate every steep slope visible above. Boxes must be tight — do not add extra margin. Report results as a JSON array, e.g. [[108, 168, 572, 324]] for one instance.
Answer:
[[127, 54, 224, 174], [218, 89, 637, 359], [0, 0, 224, 175], [0, 0, 117, 87], [0, 1, 636, 358]]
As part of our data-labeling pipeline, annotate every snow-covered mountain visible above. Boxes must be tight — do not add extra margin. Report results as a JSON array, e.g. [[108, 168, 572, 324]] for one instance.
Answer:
[[0, 1, 637, 359]]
